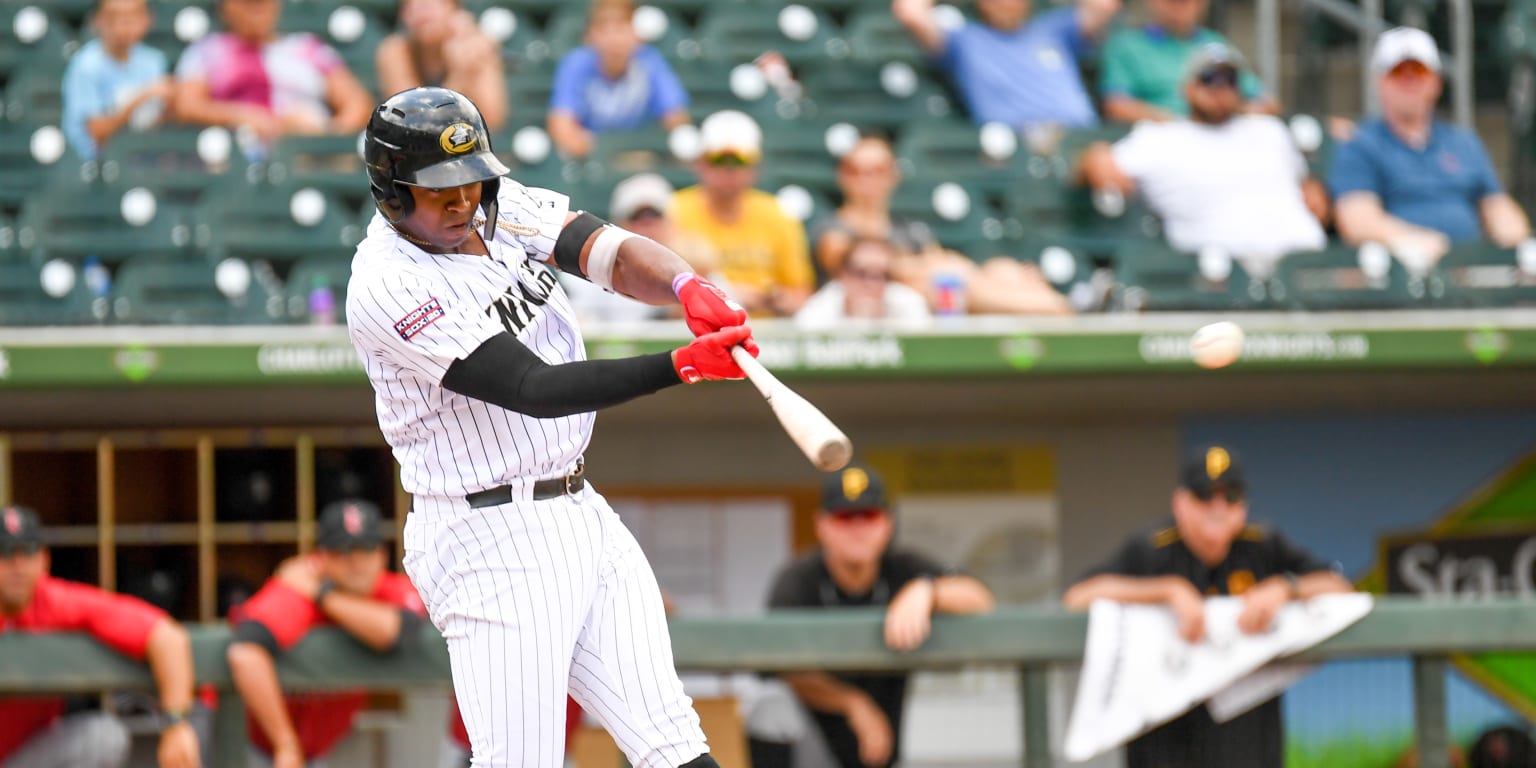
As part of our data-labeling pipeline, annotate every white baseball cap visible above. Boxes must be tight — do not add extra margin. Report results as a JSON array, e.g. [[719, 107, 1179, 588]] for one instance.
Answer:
[[698, 110, 762, 164], [609, 173, 675, 221], [1371, 27, 1442, 75]]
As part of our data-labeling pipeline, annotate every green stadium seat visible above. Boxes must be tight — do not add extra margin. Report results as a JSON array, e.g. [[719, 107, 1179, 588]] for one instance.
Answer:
[[0, 259, 95, 326], [539, 7, 698, 63], [758, 118, 840, 195], [1114, 238, 1269, 311], [696, 5, 849, 67], [144, 0, 213, 66], [97, 126, 252, 203], [506, 60, 557, 128], [1271, 242, 1440, 310], [672, 62, 779, 122], [1437, 241, 1536, 307], [111, 255, 283, 324], [194, 183, 363, 266], [800, 62, 954, 133], [0, 4, 72, 82], [585, 127, 698, 190], [0, 121, 81, 214], [476, 6, 543, 67], [0, 212, 14, 261], [4, 62, 67, 126], [283, 255, 354, 323], [887, 180, 1008, 255], [845, 9, 925, 64], [896, 118, 1041, 200], [19, 181, 193, 266], [463, 0, 566, 22], [265, 133, 368, 210], [1010, 235, 1096, 295]]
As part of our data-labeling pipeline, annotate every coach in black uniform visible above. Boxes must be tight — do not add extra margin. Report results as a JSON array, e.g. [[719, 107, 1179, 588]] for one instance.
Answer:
[[1063, 445, 1353, 768], [764, 464, 994, 768]]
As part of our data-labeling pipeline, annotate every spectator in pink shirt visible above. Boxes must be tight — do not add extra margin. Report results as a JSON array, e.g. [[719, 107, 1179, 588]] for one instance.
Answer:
[[173, 0, 372, 155]]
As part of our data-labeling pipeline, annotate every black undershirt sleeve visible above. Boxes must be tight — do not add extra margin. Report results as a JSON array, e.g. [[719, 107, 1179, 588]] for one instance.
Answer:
[[441, 332, 682, 418]]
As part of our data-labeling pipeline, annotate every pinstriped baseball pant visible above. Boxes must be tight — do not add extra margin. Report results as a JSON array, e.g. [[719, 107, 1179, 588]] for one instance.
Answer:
[[405, 486, 709, 768]]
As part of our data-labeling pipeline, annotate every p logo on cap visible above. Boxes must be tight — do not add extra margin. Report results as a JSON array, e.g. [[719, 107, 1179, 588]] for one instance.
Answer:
[[1206, 447, 1231, 481], [439, 123, 477, 155], [842, 468, 869, 501]]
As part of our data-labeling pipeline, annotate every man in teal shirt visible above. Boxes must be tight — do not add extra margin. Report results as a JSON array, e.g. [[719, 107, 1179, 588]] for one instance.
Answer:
[[1099, 0, 1275, 123]]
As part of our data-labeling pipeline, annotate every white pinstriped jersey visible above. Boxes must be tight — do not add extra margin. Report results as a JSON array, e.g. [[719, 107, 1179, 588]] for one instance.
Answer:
[[346, 181, 592, 497]]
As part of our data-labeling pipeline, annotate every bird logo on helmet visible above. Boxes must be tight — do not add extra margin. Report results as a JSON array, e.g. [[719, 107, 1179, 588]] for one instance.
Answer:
[[363, 87, 509, 239]]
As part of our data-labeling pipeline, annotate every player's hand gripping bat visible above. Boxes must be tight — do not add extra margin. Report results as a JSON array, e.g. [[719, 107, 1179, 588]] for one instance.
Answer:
[[730, 347, 853, 471]]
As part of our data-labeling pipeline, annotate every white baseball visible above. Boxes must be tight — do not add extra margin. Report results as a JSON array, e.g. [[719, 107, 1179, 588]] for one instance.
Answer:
[[1191, 321, 1244, 369]]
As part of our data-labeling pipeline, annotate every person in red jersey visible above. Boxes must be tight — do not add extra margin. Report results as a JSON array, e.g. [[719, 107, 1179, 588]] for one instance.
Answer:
[[226, 499, 426, 768], [0, 504, 201, 768]]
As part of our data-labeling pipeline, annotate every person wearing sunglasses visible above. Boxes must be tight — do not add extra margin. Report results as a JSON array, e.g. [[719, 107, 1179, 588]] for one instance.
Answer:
[[226, 499, 430, 768], [758, 465, 995, 768], [1062, 445, 1353, 768], [794, 237, 932, 330], [1078, 42, 1329, 279], [1330, 27, 1530, 274], [1099, 0, 1277, 124], [0, 505, 202, 768]]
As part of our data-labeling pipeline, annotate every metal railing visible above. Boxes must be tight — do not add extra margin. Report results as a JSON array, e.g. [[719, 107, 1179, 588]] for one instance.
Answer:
[[3, 597, 1536, 767]]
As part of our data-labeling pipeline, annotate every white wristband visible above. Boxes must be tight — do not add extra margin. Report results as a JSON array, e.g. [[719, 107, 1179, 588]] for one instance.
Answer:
[[586, 226, 635, 292]]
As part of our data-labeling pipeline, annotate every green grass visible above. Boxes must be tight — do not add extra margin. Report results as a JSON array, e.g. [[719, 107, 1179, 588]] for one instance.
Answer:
[[1287, 735, 1413, 768]]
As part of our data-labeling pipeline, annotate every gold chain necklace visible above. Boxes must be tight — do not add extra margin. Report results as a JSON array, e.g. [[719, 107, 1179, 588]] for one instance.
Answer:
[[390, 216, 542, 250]]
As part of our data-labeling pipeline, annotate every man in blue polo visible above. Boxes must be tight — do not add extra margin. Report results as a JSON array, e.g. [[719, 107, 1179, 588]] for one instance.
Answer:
[[1330, 27, 1530, 272], [893, 0, 1119, 131]]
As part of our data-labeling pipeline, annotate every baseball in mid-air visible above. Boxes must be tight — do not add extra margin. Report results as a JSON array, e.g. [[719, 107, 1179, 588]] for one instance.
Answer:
[[1191, 321, 1245, 369]]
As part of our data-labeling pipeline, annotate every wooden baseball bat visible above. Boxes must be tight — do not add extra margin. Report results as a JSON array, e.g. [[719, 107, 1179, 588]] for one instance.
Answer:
[[730, 347, 853, 472]]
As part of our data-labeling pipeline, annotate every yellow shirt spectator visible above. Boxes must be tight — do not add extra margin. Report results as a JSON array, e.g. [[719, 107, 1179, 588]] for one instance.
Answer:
[[671, 186, 814, 310]]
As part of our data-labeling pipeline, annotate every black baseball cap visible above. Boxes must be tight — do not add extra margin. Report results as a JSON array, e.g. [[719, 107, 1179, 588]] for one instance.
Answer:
[[1180, 445, 1247, 499], [821, 464, 888, 513], [316, 499, 385, 552], [0, 505, 43, 555]]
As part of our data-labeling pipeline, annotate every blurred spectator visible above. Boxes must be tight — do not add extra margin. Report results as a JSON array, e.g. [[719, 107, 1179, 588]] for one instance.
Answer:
[[819, 135, 1072, 315], [1062, 446, 1355, 768], [547, 0, 690, 159], [1330, 27, 1530, 273], [173, 0, 373, 157], [226, 500, 426, 768], [610, 172, 720, 276], [62, 0, 174, 160], [376, 0, 507, 131], [893, 0, 1118, 130], [0, 505, 201, 768], [757, 465, 994, 768], [1099, 0, 1276, 123], [1468, 725, 1536, 768], [672, 110, 814, 316], [796, 238, 932, 329], [1078, 43, 1327, 278]]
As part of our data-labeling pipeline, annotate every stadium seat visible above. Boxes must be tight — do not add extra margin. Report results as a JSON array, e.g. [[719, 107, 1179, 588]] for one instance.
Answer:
[[1114, 238, 1269, 312], [476, 6, 542, 67], [97, 126, 252, 204], [0, 121, 80, 214], [845, 8, 926, 64], [265, 133, 369, 210], [696, 5, 849, 68], [887, 180, 1008, 255], [282, 255, 354, 323], [896, 118, 1039, 200], [758, 118, 840, 196], [145, 0, 215, 65], [672, 61, 779, 122], [0, 4, 72, 83], [111, 255, 282, 324], [1271, 242, 1439, 310], [800, 61, 954, 133], [194, 183, 363, 266], [587, 127, 697, 190], [4, 61, 67, 125], [541, 5, 696, 63], [0, 258, 95, 326], [1436, 241, 1536, 307], [505, 60, 558, 128], [19, 181, 193, 266]]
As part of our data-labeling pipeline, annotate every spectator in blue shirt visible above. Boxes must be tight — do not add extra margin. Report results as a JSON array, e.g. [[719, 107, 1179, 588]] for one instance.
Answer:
[[893, 0, 1119, 131], [547, 0, 691, 159], [1330, 27, 1529, 270], [61, 0, 173, 159]]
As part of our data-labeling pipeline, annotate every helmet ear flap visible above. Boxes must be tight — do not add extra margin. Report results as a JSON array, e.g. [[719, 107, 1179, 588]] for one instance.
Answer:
[[377, 181, 414, 222]]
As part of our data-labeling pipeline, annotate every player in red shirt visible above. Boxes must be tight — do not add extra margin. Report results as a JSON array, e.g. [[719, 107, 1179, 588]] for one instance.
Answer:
[[0, 505, 201, 768], [226, 500, 427, 768]]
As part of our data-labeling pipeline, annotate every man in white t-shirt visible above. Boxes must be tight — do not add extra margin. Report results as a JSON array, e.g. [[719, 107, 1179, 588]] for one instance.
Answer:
[[1078, 42, 1328, 277], [795, 239, 932, 329]]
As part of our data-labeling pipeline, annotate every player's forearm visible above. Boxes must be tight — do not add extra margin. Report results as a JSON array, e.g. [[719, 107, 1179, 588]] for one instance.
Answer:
[[145, 619, 196, 714], [1061, 574, 1191, 610], [443, 333, 681, 418], [933, 575, 995, 614], [605, 237, 695, 305], [318, 591, 405, 652], [783, 672, 876, 717], [227, 642, 302, 752]]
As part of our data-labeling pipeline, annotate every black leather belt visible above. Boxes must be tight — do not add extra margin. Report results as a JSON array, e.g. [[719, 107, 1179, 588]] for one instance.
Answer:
[[465, 461, 585, 508]]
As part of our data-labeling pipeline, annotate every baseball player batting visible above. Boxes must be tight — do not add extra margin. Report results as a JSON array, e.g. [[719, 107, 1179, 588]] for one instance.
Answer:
[[346, 86, 754, 768]]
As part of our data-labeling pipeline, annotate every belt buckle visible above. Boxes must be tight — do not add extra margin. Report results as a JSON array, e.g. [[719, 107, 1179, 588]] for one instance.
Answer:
[[566, 458, 584, 495]]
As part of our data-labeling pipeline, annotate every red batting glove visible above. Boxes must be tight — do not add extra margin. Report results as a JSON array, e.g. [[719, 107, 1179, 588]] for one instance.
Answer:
[[674, 273, 747, 337], [673, 325, 757, 384]]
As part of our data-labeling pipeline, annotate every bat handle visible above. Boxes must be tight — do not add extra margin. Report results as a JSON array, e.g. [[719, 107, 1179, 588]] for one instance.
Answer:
[[730, 345, 775, 398]]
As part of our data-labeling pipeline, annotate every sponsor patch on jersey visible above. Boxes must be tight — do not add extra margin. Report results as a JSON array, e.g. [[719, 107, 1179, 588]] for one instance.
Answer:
[[394, 298, 446, 341]]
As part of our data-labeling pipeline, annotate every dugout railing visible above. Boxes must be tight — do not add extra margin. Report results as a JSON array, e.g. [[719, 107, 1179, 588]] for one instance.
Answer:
[[1, 596, 1533, 768]]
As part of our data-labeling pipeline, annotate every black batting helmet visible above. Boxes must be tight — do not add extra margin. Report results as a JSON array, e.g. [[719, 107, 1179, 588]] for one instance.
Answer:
[[364, 87, 509, 235]]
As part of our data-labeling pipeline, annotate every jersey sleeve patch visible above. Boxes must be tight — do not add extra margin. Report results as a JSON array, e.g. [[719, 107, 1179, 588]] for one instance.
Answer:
[[394, 298, 447, 341]]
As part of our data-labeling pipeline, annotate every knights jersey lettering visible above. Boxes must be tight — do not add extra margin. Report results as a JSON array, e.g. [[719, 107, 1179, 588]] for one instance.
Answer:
[[346, 181, 592, 497]]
